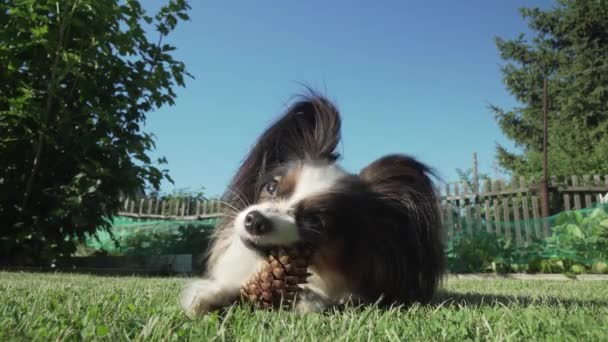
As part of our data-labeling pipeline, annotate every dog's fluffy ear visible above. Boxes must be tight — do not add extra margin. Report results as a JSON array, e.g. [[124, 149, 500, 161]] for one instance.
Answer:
[[224, 90, 341, 203], [359, 154, 445, 303]]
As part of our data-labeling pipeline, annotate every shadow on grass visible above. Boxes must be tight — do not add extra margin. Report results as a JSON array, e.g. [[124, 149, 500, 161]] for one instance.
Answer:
[[432, 290, 608, 309]]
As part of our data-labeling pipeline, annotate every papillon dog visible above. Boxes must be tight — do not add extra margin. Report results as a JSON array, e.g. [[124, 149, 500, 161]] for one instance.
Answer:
[[181, 91, 445, 316]]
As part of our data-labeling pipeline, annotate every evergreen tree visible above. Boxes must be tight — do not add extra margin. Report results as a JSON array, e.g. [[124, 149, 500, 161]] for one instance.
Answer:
[[491, 0, 608, 179]]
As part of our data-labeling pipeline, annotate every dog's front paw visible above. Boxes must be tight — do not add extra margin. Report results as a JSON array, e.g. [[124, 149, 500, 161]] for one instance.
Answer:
[[294, 286, 330, 313], [181, 279, 237, 318]]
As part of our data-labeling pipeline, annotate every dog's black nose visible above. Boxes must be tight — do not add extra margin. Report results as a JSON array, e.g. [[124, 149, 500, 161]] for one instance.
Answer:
[[244, 210, 272, 235]]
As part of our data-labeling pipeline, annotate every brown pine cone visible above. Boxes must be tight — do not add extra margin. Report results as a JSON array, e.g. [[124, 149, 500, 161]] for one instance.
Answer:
[[240, 245, 313, 309]]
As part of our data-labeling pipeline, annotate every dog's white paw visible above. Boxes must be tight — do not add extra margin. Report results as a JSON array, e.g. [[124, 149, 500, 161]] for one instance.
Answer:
[[181, 279, 236, 318]]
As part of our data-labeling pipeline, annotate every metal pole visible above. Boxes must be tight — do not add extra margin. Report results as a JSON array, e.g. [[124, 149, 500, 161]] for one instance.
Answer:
[[540, 78, 550, 219]]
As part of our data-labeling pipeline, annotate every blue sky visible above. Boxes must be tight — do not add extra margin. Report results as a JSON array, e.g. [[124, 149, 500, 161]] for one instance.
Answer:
[[143, 0, 553, 197]]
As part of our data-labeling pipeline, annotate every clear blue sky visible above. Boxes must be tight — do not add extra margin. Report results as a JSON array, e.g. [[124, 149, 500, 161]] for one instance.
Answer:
[[143, 0, 553, 197]]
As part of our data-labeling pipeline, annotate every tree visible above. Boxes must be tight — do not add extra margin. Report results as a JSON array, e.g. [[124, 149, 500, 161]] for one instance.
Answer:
[[0, 0, 191, 264], [491, 0, 608, 179], [455, 168, 491, 191]]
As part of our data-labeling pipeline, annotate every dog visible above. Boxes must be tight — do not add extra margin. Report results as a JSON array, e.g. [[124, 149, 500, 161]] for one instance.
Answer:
[[181, 91, 445, 317]]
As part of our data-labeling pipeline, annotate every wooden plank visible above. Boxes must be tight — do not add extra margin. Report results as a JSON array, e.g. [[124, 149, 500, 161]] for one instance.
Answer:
[[558, 186, 608, 192], [522, 194, 531, 244], [584, 193, 593, 208], [129, 200, 135, 214], [500, 179, 511, 239], [147, 199, 153, 215], [117, 212, 223, 220], [445, 204, 454, 241], [203, 200, 208, 215], [474, 201, 482, 233], [594, 175, 602, 205], [443, 187, 532, 200], [154, 199, 160, 216], [445, 184, 454, 239], [550, 175, 558, 187], [444, 203, 453, 241], [481, 179, 492, 234], [563, 193, 571, 211], [532, 195, 541, 238], [180, 200, 186, 217], [493, 180, 501, 236], [463, 183, 473, 235], [453, 183, 462, 233], [511, 177, 519, 191], [572, 176, 582, 210], [484, 199, 492, 234], [511, 178, 521, 242], [123, 198, 130, 212], [160, 200, 166, 216], [464, 202, 473, 235], [583, 175, 593, 208], [519, 176, 527, 189], [195, 200, 201, 216], [483, 179, 491, 193], [173, 200, 179, 216], [501, 180, 511, 241], [513, 197, 522, 245], [138, 199, 144, 215]]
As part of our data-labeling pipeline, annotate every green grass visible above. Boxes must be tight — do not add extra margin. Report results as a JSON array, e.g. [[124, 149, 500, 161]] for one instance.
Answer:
[[1, 272, 607, 341]]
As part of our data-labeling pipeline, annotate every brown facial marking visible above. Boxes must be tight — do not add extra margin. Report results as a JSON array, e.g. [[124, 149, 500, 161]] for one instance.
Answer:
[[258, 164, 302, 201], [276, 165, 301, 198]]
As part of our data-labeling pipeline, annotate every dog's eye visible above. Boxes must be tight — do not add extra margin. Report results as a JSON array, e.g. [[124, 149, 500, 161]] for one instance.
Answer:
[[308, 215, 324, 228], [296, 213, 325, 232], [265, 180, 278, 196]]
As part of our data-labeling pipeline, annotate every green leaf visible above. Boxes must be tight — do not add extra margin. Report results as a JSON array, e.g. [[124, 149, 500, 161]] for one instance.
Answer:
[[565, 224, 585, 239], [31, 25, 48, 37]]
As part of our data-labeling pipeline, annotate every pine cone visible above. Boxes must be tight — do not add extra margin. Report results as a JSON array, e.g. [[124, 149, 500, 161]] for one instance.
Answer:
[[240, 245, 313, 309]]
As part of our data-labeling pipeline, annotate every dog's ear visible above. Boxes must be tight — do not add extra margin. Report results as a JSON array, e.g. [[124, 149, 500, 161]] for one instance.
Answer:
[[359, 154, 437, 204], [359, 154, 445, 303], [224, 91, 341, 203]]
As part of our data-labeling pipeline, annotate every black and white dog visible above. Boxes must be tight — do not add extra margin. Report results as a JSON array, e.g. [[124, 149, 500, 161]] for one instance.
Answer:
[[182, 91, 445, 316]]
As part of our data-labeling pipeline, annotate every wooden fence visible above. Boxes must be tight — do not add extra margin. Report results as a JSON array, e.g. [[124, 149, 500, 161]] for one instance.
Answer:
[[117, 174, 608, 246], [440, 175, 608, 245], [118, 197, 226, 220]]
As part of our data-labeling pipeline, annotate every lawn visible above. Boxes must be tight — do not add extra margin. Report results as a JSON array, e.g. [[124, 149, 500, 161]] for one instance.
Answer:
[[1, 272, 607, 341]]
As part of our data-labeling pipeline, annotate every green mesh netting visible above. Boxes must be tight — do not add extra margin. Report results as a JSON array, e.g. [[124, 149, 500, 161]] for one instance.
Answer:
[[82, 216, 220, 256], [81, 203, 608, 274], [445, 203, 608, 273], [445, 202, 608, 242]]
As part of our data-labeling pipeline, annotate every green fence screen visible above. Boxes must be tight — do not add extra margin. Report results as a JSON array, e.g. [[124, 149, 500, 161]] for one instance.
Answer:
[[82, 216, 220, 256]]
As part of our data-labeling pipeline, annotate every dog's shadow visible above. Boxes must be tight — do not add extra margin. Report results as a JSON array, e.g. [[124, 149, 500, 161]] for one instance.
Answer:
[[211, 289, 608, 321], [431, 290, 608, 310]]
